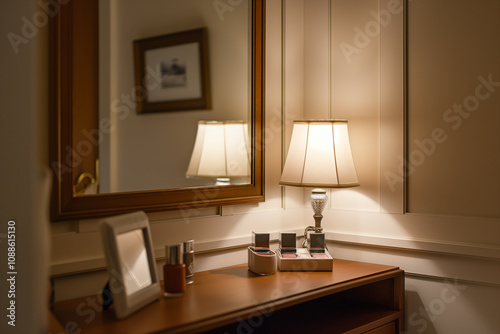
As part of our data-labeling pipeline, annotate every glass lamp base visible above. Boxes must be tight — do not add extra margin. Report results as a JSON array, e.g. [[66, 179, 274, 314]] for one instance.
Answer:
[[302, 189, 328, 248]]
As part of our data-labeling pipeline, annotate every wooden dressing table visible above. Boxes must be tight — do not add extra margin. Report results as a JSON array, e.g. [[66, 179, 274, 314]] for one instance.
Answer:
[[52, 259, 404, 333]]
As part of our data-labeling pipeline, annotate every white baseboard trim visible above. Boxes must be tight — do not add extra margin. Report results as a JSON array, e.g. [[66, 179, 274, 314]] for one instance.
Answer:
[[326, 232, 500, 260], [404, 272, 500, 288]]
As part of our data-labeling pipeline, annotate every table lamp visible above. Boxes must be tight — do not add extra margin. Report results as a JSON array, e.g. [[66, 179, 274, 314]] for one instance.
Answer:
[[279, 120, 359, 247], [186, 121, 250, 186]]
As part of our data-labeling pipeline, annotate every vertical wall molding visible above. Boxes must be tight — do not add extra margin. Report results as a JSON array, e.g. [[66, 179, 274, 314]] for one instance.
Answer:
[[379, 0, 405, 214], [280, 0, 286, 208], [328, 0, 333, 119]]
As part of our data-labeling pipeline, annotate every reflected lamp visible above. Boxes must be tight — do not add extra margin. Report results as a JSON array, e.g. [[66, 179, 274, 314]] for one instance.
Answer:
[[186, 121, 250, 186], [279, 120, 359, 247]]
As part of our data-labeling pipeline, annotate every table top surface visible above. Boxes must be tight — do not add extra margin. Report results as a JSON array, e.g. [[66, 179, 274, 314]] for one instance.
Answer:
[[53, 259, 402, 333]]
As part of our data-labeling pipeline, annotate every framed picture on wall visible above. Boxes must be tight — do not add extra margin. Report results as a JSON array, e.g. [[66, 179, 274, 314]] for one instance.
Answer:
[[133, 28, 211, 113]]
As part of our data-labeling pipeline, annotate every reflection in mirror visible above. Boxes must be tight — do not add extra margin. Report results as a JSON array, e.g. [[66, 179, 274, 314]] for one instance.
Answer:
[[186, 121, 250, 186], [49, 0, 264, 221], [116, 229, 152, 296], [97, 0, 251, 194]]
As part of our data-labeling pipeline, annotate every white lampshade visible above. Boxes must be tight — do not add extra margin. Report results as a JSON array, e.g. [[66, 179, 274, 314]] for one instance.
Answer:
[[280, 120, 359, 188], [186, 121, 250, 178]]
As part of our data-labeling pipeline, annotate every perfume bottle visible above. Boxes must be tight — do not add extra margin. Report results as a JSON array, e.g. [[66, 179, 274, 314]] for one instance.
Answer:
[[182, 240, 195, 284], [163, 244, 185, 298]]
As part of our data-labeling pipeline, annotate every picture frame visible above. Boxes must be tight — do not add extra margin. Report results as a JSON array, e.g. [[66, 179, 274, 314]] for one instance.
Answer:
[[133, 28, 211, 113], [100, 211, 161, 319]]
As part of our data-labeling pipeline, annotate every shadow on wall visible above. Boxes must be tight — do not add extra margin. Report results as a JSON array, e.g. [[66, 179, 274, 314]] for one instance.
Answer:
[[405, 290, 438, 334]]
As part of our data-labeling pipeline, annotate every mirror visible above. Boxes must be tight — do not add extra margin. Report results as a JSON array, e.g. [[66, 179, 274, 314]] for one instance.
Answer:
[[116, 229, 152, 295], [100, 211, 160, 319], [49, 0, 265, 221]]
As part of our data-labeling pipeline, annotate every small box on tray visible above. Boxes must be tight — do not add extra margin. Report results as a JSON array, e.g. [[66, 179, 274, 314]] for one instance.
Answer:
[[277, 232, 333, 271]]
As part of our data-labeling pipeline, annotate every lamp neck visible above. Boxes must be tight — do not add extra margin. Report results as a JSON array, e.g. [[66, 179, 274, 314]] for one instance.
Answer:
[[313, 214, 323, 229]]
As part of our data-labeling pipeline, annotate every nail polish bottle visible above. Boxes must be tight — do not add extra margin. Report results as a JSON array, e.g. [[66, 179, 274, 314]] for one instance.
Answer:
[[182, 240, 195, 284], [163, 244, 185, 298]]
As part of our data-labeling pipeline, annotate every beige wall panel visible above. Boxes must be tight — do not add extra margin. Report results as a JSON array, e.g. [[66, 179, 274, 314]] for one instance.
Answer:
[[304, 0, 331, 119], [330, 0, 381, 212], [407, 0, 500, 218]]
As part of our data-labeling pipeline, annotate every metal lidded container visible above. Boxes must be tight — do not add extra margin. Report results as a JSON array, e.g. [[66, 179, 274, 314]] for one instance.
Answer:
[[182, 240, 195, 284], [165, 244, 183, 266]]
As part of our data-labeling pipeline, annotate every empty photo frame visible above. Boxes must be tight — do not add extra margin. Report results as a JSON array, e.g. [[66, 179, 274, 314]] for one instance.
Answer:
[[100, 211, 161, 319]]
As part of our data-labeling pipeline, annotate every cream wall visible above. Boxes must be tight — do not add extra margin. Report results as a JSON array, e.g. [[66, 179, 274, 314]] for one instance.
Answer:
[[1, 0, 499, 333]]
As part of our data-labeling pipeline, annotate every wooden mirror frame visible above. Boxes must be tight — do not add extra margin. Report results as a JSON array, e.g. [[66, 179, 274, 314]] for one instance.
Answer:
[[49, 0, 265, 221]]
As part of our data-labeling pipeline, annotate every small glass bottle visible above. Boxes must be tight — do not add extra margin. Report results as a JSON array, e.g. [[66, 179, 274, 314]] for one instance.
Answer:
[[182, 240, 195, 284], [163, 244, 186, 298]]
